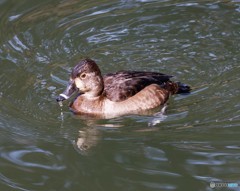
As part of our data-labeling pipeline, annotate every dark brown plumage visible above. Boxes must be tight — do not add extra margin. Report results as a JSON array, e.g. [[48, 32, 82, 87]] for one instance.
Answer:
[[56, 59, 191, 118], [103, 71, 173, 102]]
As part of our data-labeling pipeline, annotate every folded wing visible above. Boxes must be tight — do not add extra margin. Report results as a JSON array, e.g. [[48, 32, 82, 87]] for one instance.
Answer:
[[103, 71, 173, 102]]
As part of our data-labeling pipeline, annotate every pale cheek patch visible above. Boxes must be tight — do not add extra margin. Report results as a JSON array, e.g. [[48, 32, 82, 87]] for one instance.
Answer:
[[75, 78, 85, 90]]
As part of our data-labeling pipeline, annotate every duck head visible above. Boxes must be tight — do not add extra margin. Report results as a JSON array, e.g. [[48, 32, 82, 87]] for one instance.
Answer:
[[56, 59, 104, 102]]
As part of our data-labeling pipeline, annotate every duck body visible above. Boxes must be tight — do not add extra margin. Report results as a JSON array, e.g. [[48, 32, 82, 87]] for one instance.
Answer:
[[56, 59, 190, 118], [70, 84, 170, 118]]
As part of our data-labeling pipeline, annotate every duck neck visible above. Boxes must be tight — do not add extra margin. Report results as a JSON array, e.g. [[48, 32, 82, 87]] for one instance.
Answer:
[[84, 75, 104, 98]]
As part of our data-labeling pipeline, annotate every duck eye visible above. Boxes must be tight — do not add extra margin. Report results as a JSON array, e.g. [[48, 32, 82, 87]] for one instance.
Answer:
[[80, 73, 87, 79]]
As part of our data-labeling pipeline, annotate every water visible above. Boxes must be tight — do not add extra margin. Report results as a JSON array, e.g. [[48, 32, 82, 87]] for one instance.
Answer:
[[0, 0, 240, 190]]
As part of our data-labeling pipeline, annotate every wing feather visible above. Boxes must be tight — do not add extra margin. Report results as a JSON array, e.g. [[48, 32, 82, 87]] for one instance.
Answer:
[[103, 71, 172, 102]]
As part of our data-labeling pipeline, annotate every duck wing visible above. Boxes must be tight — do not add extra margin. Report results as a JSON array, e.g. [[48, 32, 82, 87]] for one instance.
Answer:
[[103, 71, 172, 102]]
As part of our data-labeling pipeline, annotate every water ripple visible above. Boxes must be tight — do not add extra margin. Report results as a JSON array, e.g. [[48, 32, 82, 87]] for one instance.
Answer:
[[0, 147, 65, 170], [0, 173, 29, 191]]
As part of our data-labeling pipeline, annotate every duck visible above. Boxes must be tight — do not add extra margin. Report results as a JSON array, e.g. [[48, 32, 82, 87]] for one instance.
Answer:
[[56, 59, 190, 118]]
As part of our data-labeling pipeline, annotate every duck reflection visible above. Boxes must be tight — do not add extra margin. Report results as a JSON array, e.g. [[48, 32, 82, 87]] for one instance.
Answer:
[[73, 127, 100, 154], [58, 102, 172, 154], [72, 121, 125, 154], [70, 112, 169, 154]]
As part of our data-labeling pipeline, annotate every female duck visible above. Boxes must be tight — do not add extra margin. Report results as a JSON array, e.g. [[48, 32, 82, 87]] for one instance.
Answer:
[[56, 59, 190, 118]]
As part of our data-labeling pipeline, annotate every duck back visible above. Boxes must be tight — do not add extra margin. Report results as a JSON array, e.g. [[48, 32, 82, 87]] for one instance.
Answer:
[[103, 71, 173, 102]]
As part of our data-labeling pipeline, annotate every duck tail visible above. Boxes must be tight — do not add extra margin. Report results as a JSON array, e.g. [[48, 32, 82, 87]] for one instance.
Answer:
[[176, 82, 191, 94], [163, 81, 191, 95]]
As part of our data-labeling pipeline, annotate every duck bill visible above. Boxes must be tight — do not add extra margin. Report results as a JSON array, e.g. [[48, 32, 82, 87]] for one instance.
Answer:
[[56, 80, 76, 102]]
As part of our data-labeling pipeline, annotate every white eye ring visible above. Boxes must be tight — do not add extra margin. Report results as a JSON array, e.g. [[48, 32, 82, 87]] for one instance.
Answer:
[[80, 73, 86, 79]]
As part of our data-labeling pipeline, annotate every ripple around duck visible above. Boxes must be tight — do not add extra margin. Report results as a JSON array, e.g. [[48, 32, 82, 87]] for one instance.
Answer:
[[0, 0, 239, 126], [0, 143, 69, 191], [0, 147, 65, 170]]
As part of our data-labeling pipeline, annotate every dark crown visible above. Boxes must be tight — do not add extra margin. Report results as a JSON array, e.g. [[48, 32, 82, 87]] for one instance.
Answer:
[[71, 59, 101, 78]]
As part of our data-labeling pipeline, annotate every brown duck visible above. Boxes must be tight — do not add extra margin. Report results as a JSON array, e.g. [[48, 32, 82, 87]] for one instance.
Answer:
[[56, 59, 190, 118]]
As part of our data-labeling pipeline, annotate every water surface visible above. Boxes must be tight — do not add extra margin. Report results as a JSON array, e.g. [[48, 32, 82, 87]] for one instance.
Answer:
[[0, 0, 240, 191]]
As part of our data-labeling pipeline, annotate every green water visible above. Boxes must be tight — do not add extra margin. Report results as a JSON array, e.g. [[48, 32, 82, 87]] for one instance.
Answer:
[[0, 0, 240, 191]]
